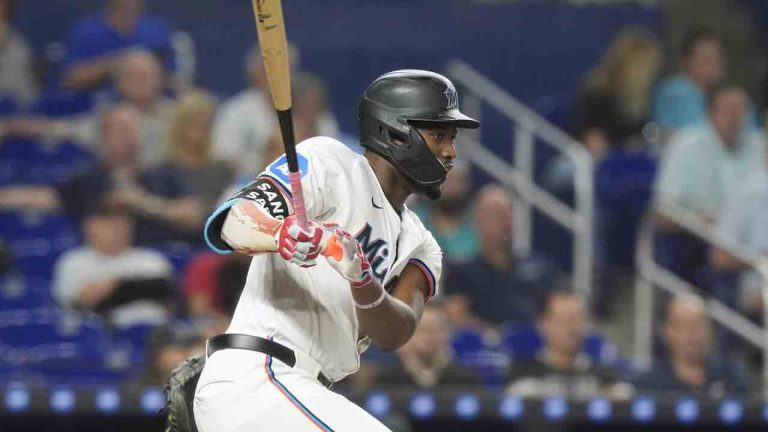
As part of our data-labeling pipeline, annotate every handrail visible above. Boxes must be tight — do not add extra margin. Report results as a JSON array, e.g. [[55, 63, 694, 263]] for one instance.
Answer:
[[447, 60, 594, 302], [634, 201, 768, 391], [462, 138, 582, 231], [446, 60, 592, 164]]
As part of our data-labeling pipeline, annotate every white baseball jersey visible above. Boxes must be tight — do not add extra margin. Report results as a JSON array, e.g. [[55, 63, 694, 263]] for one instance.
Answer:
[[203, 136, 443, 382]]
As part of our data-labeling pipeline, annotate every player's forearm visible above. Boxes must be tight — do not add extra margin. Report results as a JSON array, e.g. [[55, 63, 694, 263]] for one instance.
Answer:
[[711, 247, 746, 270], [0, 186, 60, 211], [61, 57, 119, 91], [156, 198, 205, 230], [220, 200, 280, 254], [352, 281, 417, 351]]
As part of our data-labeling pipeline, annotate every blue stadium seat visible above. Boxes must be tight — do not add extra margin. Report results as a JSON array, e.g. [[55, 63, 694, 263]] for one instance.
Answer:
[[22, 142, 94, 185], [595, 148, 658, 271], [451, 327, 489, 360], [32, 91, 93, 117], [0, 276, 54, 309], [0, 211, 80, 280], [0, 93, 17, 117], [0, 138, 94, 185], [501, 322, 620, 366], [450, 327, 509, 388], [0, 309, 135, 384]]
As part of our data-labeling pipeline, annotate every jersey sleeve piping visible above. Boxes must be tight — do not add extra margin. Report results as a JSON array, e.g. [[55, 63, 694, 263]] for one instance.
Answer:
[[408, 258, 437, 300], [203, 198, 239, 254]]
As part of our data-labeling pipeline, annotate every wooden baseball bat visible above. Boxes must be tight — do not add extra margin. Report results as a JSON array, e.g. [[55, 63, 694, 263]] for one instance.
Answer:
[[250, 0, 308, 230]]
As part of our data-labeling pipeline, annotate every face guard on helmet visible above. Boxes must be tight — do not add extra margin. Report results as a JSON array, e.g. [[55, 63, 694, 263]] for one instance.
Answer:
[[358, 69, 480, 199]]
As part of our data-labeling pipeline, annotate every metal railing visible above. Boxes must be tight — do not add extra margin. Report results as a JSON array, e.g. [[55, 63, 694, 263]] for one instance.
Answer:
[[446, 60, 595, 301], [634, 199, 768, 389]]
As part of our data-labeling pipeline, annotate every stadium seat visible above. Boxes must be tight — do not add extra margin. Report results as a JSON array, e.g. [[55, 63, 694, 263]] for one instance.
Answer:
[[0, 212, 80, 280], [0, 276, 55, 309], [0, 138, 94, 186], [449, 327, 509, 388], [595, 148, 658, 271], [0, 93, 17, 117], [500, 322, 620, 366], [0, 308, 135, 384], [32, 91, 93, 118], [450, 327, 489, 360]]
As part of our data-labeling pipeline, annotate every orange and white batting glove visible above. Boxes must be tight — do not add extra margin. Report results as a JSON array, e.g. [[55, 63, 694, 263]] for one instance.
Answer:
[[321, 224, 373, 287]]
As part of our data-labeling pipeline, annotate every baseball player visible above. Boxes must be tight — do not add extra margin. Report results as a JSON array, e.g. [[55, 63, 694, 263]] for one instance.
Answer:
[[192, 70, 479, 431]]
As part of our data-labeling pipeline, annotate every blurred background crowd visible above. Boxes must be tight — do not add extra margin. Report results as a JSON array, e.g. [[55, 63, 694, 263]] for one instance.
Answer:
[[4, 0, 768, 430]]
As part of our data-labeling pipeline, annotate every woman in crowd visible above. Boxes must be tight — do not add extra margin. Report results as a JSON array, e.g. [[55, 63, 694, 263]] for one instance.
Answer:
[[544, 27, 662, 196], [134, 89, 233, 244]]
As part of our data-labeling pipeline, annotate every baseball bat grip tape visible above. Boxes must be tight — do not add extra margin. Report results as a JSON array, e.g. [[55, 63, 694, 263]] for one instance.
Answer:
[[288, 171, 308, 231]]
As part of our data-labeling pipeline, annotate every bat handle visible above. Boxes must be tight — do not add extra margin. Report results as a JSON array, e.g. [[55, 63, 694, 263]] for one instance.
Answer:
[[288, 171, 309, 231]]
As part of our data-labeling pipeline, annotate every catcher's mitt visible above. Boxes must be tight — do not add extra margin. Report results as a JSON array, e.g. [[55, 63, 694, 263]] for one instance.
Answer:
[[164, 353, 206, 432]]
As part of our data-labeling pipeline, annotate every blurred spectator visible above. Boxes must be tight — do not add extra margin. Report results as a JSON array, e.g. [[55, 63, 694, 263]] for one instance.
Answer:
[[215, 72, 343, 202], [634, 295, 749, 396], [1, 50, 173, 168], [444, 185, 561, 327], [0, 0, 38, 107], [372, 301, 483, 391], [546, 28, 661, 197], [138, 89, 231, 243], [506, 292, 630, 400], [211, 43, 289, 178], [654, 85, 764, 282], [182, 252, 249, 319], [0, 105, 144, 218], [0, 105, 209, 243], [653, 29, 724, 132], [61, 0, 176, 95], [142, 323, 205, 386], [571, 27, 661, 149], [51, 206, 174, 327], [654, 85, 765, 221], [291, 72, 336, 141], [711, 146, 768, 318], [412, 162, 478, 264], [113, 49, 174, 165], [212, 44, 343, 178], [183, 252, 227, 317]]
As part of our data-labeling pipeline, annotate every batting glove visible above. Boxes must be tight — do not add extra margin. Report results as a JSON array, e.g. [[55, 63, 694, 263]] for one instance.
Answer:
[[275, 215, 327, 268], [321, 224, 373, 287]]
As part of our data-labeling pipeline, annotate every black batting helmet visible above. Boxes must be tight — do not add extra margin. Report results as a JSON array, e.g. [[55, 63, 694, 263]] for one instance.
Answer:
[[358, 69, 479, 199]]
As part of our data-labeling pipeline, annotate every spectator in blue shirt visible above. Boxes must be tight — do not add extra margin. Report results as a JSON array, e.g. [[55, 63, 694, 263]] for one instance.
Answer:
[[652, 29, 724, 132], [634, 295, 749, 396], [61, 0, 176, 96], [444, 185, 561, 327]]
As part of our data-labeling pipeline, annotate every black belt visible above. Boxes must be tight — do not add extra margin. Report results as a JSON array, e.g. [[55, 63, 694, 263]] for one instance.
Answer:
[[206, 334, 333, 388]]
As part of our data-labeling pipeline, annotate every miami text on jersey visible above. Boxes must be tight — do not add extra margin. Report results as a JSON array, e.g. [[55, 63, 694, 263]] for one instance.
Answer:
[[355, 223, 390, 283]]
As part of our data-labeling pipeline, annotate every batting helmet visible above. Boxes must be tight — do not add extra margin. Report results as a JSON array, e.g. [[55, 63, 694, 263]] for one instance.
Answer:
[[358, 69, 479, 199]]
